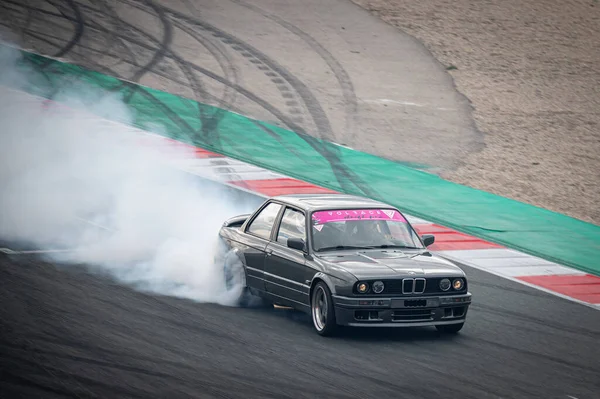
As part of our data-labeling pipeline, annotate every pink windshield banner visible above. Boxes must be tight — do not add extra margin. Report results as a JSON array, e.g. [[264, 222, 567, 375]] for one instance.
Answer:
[[312, 209, 407, 224]]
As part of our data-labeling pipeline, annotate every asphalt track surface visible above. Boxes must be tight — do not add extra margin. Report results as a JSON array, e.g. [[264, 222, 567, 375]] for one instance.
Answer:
[[1, 0, 600, 398], [2, 240, 600, 399]]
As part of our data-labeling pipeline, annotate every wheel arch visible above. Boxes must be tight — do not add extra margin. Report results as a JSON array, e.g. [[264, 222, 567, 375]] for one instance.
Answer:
[[308, 273, 336, 303]]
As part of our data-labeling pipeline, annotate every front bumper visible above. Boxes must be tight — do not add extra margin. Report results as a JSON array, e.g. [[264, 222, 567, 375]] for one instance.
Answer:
[[332, 293, 472, 327]]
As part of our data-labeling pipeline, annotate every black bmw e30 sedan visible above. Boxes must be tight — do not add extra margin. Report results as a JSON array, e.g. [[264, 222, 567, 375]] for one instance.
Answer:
[[217, 194, 472, 336]]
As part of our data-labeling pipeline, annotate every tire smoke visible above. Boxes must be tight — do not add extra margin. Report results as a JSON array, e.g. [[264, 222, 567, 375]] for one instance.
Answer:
[[0, 44, 256, 306]]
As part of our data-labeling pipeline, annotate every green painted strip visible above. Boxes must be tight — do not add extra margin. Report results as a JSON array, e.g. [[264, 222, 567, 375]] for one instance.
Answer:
[[4, 43, 600, 276]]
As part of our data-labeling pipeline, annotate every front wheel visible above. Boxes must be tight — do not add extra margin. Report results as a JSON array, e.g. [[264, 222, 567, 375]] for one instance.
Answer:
[[436, 322, 464, 334], [311, 282, 337, 336]]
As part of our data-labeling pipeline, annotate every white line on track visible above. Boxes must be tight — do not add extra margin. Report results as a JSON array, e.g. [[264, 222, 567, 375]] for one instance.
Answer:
[[331, 142, 354, 150], [0, 248, 80, 255], [74, 217, 113, 231], [362, 98, 455, 111]]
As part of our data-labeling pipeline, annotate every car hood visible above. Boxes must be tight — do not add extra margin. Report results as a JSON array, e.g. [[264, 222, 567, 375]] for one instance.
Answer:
[[316, 249, 464, 279]]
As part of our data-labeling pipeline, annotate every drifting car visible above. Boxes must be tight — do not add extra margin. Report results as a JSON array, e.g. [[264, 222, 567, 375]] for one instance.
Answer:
[[217, 194, 472, 336]]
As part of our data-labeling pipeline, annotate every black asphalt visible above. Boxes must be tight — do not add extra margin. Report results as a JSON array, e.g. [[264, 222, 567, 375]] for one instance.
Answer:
[[1, 250, 599, 399]]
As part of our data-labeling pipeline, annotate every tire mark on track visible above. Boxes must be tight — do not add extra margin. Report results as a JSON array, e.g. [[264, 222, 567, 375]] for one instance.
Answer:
[[122, 0, 171, 99], [44, 0, 84, 59], [158, 4, 378, 196], [22, 37, 200, 142], [88, 0, 292, 140], [179, 0, 240, 110], [70, 9, 306, 169], [6, 0, 305, 139], [11, 0, 205, 123], [19, 10, 124, 73], [3, 0, 63, 19], [74, 13, 305, 132], [77, 0, 232, 146], [229, 0, 359, 145], [24, 25, 227, 112], [0, 0, 33, 44], [121, 0, 301, 141], [169, 17, 240, 138], [17, 19, 257, 182], [113, 0, 376, 197], [23, 25, 256, 136], [71, 0, 213, 138], [19, 30, 71, 54], [125, 0, 314, 140], [91, 0, 140, 75], [22, 1, 34, 41], [5, 0, 378, 196], [158, 3, 331, 139]]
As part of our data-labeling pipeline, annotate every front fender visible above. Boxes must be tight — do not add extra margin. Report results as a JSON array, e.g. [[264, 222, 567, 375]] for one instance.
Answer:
[[309, 272, 354, 297]]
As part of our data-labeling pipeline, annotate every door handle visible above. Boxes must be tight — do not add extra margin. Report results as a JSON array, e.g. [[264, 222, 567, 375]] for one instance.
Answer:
[[266, 248, 273, 256]]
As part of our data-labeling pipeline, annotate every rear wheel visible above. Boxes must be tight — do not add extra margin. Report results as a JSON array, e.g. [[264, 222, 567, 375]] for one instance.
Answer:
[[223, 250, 250, 307], [221, 244, 270, 308], [436, 322, 464, 334], [311, 282, 337, 336]]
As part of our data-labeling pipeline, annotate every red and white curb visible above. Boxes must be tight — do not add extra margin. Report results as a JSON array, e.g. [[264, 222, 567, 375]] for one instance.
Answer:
[[8, 86, 600, 310]]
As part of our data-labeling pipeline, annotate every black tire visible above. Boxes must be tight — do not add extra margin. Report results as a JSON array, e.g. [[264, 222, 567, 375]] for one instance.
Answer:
[[436, 322, 464, 334], [311, 282, 337, 336], [235, 287, 255, 308], [221, 245, 270, 308], [218, 242, 248, 305]]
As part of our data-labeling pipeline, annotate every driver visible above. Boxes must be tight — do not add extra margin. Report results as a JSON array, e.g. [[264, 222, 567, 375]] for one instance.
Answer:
[[346, 219, 384, 245]]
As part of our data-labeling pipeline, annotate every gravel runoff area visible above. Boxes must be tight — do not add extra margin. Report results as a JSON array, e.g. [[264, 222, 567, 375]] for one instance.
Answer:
[[350, 0, 600, 225]]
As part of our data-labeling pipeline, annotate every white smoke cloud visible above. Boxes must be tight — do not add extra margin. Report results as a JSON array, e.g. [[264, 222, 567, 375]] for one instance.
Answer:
[[0, 43, 257, 306]]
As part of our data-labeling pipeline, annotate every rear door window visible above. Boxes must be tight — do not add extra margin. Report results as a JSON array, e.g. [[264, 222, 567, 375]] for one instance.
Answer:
[[246, 202, 283, 240]]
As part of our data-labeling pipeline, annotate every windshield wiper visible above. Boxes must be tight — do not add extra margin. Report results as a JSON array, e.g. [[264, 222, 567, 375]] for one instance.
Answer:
[[363, 245, 422, 249]]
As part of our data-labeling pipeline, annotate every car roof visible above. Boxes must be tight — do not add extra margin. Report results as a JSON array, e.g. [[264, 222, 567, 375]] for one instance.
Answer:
[[269, 193, 397, 212]]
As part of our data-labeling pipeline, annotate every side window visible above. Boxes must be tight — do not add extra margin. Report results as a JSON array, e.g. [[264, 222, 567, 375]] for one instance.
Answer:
[[247, 202, 282, 240], [276, 207, 306, 246]]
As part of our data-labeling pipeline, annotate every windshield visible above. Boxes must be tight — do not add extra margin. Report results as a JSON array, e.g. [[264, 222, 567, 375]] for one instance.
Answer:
[[310, 208, 425, 252]]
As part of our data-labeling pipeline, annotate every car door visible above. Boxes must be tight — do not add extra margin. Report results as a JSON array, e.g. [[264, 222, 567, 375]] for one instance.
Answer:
[[241, 201, 284, 292], [264, 206, 312, 308]]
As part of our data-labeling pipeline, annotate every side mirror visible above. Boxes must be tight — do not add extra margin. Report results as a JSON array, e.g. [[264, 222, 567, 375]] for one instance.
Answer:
[[422, 234, 435, 247], [287, 237, 305, 251]]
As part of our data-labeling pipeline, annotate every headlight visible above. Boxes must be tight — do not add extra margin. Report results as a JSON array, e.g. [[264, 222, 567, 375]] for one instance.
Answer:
[[372, 281, 384, 294], [439, 278, 451, 291], [357, 282, 369, 293], [452, 278, 464, 290]]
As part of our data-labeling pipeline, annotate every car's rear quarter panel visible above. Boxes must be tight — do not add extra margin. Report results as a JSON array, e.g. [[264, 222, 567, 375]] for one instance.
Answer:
[[220, 226, 268, 292]]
